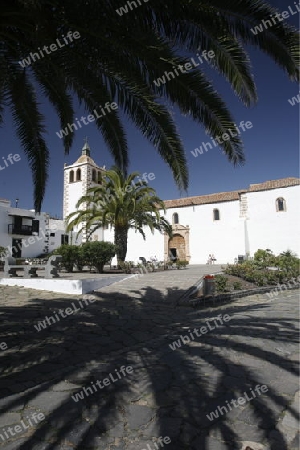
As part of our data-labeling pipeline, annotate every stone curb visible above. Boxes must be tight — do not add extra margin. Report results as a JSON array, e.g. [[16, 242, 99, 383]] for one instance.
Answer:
[[177, 281, 300, 308]]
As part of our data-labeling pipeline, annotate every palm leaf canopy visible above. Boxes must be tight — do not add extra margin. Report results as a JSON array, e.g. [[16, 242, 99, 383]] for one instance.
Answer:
[[1, 0, 299, 210]]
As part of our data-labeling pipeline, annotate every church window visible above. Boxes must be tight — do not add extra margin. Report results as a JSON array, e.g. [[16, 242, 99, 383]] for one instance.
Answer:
[[172, 213, 179, 224], [276, 197, 286, 212], [213, 209, 220, 220], [92, 169, 96, 182], [76, 168, 81, 181], [69, 170, 74, 183], [97, 172, 102, 184]]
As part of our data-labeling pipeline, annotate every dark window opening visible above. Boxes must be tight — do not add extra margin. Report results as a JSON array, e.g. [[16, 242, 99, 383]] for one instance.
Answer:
[[32, 219, 40, 234], [213, 209, 220, 220], [276, 197, 286, 212], [61, 234, 69, 245]]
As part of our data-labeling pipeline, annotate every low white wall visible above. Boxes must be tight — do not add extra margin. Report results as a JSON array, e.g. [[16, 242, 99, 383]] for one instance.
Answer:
[[0, 275, 132, 295]]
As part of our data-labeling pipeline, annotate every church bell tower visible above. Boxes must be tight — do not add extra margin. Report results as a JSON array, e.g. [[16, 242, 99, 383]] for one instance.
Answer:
[[63, 140, 105, 242]]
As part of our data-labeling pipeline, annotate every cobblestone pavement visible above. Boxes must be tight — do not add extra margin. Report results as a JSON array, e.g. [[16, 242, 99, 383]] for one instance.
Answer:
[[0, 266, 299, 450]]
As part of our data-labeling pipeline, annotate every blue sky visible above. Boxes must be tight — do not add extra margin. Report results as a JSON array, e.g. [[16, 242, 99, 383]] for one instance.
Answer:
[[0, 0, 299, 217]]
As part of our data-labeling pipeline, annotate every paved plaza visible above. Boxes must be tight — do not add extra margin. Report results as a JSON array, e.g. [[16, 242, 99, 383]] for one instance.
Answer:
[[0, 265, 299, 449]]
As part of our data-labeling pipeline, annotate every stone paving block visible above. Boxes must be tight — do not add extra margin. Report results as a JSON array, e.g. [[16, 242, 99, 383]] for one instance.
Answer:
[[0, 413, 21, 428], [31, 442, 50, 450], [0, 393, 26, 414], [192, 436, 234, 450], [0, 438, 28, 450], [52, 446, 75, 450], [239, 442, 270, 450], [83, 433, 115, 449], [52, 381, 82, 392], [26, 391, 70, 412], [64, 421, 100, 446], [231, 420, 267, 442], [110, 444, 125, 450], [270, 373, 299, 397], [125, 405, 155, 430], [290, 432, 300, 450], [107, 422, 125, 438]]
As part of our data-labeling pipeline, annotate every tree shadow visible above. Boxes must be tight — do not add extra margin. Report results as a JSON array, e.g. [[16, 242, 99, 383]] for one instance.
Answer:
[[0, 284, 299, 449]]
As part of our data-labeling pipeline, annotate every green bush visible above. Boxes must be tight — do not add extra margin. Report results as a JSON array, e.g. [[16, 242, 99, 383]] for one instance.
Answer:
[[73, 246, 85, 271], [225, 248, 299, 287], [119, 261, 133, 273], [215, 274, 228, 292], [254, 249, 276, 268], [53, 245, 82, 272], [81, 241, 116, 273], [232, 281, 242, 290], [175, 260, 189, 269], [275, 250, 300, 279]]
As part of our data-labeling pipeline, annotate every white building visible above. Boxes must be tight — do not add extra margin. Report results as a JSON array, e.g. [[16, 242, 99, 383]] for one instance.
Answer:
[[63, 144, 300, 265], [0, 199, 69, 258]]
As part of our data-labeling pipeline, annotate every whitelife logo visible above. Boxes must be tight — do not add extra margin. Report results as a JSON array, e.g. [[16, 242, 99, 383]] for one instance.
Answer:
[[102, 172, 156, 203], [169, 314, 231, 351], [56, 102, 118, 139], [71, 365, 134, 402], [266, 276, 300, 299], [288, 91, 300, 106], [206, 385, 269, 421], [250, 2, 300, 35], [153, 50, 215, 87], [19, 31, 81, 68], [0, 153, 21, 171], [0, 412, 45, 443], [116, 0, 150, 16], [191, 121, 253, 158], [138, 436, 172, 450], [34, 296, 96, 332]]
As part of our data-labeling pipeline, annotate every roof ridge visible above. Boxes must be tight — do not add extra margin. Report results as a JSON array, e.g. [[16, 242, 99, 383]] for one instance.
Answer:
[[164, 177, 300, 208]]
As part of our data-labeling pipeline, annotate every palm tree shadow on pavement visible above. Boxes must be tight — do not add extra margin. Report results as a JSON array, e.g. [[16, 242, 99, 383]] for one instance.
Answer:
[[0, 286, 298, 449]]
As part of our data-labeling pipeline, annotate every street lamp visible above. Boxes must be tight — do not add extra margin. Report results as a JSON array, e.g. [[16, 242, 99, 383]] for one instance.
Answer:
[[15, 198, 19, 208]]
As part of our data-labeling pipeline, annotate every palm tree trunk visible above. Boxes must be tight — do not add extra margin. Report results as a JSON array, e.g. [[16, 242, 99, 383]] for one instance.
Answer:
[[114, 225, 128, 265]]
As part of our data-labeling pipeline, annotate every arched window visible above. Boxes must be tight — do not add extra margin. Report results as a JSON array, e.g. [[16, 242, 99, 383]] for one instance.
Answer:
[[172, 213, 179, 224], [276, 197, 286, 212], [76, 168, 81, 181], [213, 208, 220, 220], [92, 169, 96, 182], [69, 170, 74, 183]]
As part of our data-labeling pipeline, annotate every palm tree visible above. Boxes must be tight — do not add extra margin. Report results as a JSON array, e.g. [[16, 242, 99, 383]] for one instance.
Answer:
[[65, 168, 172, 264], [1, 0, 299, 210]]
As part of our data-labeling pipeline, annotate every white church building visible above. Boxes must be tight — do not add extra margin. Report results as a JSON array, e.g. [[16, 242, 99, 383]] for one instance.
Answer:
[[63, 143, 300, 265]]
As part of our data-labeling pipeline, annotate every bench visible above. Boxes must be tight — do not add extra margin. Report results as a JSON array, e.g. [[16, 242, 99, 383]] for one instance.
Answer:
[[4, 255, 62, 278]]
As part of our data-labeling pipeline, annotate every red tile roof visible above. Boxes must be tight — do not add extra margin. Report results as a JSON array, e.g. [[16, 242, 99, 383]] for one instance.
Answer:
[[164, 178, 300, 209], [248, 177, 300, 192]]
